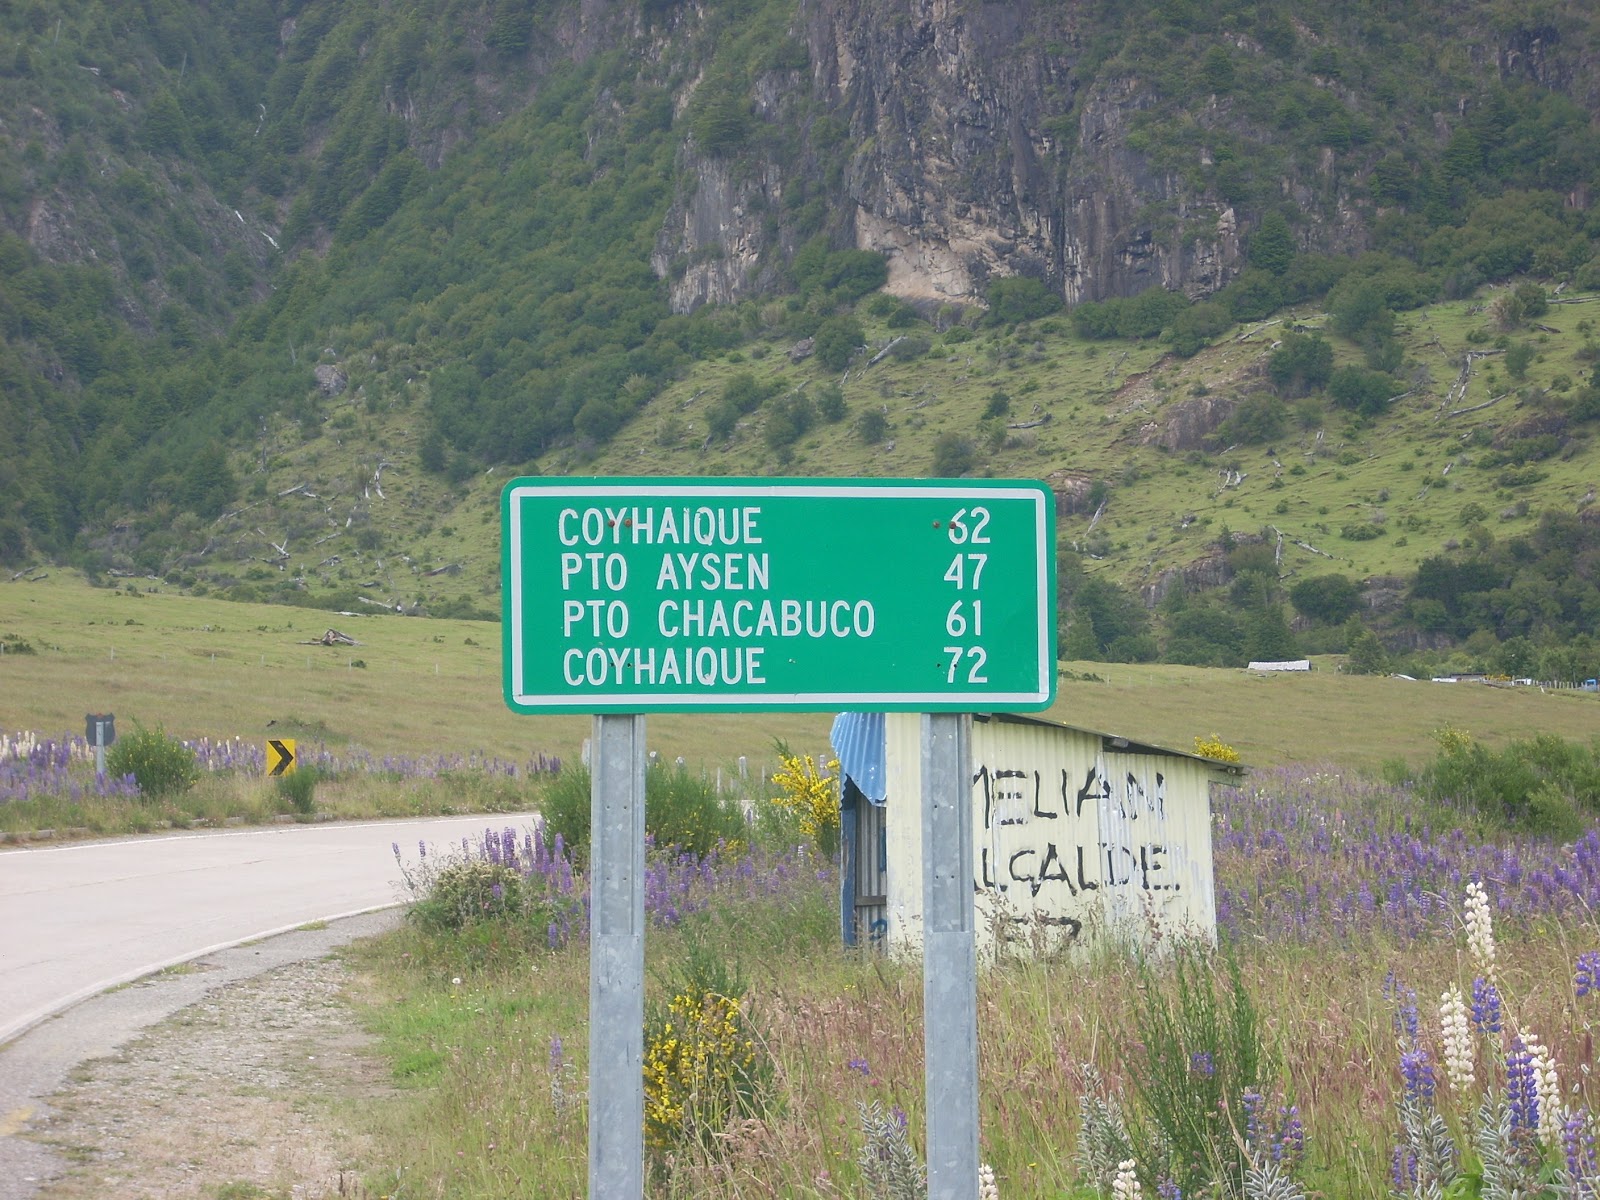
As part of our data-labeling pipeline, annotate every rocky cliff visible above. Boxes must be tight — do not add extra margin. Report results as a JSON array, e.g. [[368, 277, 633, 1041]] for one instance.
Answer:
[[655, 0, 1358, 313], [652, 0, 1598, 315]]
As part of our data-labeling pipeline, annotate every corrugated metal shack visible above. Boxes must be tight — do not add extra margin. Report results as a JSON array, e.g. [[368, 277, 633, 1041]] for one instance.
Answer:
[[831, 712, 1242, 957]]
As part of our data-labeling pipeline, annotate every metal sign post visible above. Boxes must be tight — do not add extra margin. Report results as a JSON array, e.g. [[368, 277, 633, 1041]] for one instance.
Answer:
[[922, 712, 979, 1198], [501, 475, 1056, 1200], [84, 713, 115, 778], [589, 713, 646, 1197]]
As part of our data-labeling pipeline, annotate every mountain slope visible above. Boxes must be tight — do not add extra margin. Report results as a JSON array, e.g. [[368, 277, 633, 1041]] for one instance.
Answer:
[[2, 0, 1600, 675]]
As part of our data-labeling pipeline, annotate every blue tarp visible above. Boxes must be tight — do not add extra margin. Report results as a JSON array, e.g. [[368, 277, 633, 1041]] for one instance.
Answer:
[[829, 711, 886, 805]]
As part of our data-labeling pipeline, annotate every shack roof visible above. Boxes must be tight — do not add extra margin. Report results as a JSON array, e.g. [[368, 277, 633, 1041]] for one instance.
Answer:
[[974, 712, 1246, 773]]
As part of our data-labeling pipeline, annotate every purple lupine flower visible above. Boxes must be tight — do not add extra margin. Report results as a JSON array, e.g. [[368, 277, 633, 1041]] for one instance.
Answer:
[[1157, 1180, 1182, 1200], [1564, 1109, 1597, 1184], [891, 1105, 908, 1132], [1508, 1038, 1538, 1132], [1577, 952, 1600, 999], [1400, 1048, 1436, 1106], [1189, 1051, 1215, 1077], [1385, 973, 1420, 1045], [1276, 1105, 1306, 1164], [549, 1035, 564, 1072], [848, 1057, 872, 1076], [1241, 1088, 1263, 1151], [1391, 1145, 1417, 1190], [1472, 977, 1503, 1035]]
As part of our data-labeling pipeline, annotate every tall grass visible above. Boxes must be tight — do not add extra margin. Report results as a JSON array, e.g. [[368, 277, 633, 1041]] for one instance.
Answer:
[[347, 766, 1600, 1198]]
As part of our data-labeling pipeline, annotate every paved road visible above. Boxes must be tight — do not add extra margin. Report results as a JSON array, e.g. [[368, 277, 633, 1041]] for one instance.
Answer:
[[0, 813, 538, 1046], [0, 813, 539, 1200]]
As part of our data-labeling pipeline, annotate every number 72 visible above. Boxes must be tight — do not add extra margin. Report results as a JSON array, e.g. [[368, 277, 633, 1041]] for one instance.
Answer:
[[943, 646, 989, 684]]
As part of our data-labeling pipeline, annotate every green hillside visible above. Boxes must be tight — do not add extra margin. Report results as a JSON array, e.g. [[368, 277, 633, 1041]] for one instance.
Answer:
[[3, 0, 1600, 678]]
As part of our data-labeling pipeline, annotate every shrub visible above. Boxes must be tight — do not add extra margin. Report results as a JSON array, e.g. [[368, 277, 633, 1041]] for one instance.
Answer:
[[1193, 734, 1242, 763], [274, 767, 318, 816], [887, 334, 929, 360], [769, 746, 840, 857], [540, 768, 592, 865], [984, 275, 1062, 324], [932, 432, 977, 476], [1117, 941, 1281, 1197], [1339, 522, 1386, 540], [643, 939, 766, 1158], [646, 763, 747, 857], [106, 723, 200, 797], [1345, 627, 1390, 675], [858, 409, 889, 444], [410, 859, 524, 930], [813, 315, 864, 371], [763, 392, 816, 453], [815, 382, 847, 422], [1328, 364, 1398, 415], [1289, 573, 1361, 624], [540, 764, 747, 865], [1417, 729, 1599, 837], [1267, 332, 1333, 397]]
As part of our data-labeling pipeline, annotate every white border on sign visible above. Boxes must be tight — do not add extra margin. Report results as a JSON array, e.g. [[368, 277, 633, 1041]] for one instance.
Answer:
[[506, 481, 1053, 710]]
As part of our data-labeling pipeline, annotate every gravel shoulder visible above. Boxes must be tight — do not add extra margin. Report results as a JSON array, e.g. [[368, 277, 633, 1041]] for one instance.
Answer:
[[1, 912, 403, 1200]]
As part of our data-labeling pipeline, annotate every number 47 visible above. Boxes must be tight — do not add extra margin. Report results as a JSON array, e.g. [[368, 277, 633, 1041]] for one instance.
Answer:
[[943, 553, 988, 589], [943, 646, 989, 684]]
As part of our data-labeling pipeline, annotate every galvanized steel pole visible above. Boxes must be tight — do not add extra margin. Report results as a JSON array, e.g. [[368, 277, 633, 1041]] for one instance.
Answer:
[[589, 713, 647, 1198], [921, 711, 979, 1198]]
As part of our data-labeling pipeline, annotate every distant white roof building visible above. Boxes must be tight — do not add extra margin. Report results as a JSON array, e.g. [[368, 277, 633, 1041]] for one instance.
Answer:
[[1247, 659, 1311, 672]]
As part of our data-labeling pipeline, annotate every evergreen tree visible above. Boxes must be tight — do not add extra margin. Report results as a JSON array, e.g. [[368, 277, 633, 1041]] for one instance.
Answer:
[[1248, 211, 1295, 275], [1062, 610, 1100, 660], [1346, 628, 1390, 675]]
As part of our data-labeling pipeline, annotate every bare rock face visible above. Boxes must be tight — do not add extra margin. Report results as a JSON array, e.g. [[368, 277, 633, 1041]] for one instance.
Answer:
[[1142, 393, 1238, 453], [654, 0, 1366, 314], [1046, 469, 1096, 515], [313, 364, 348, 397], [1142, 548, 1232, 607], [1361, 576, 1410, 617], [652, 157, 787, 312]]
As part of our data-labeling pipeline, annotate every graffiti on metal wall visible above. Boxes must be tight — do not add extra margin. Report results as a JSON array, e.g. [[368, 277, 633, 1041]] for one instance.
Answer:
[[973, 760, 1183, 910]]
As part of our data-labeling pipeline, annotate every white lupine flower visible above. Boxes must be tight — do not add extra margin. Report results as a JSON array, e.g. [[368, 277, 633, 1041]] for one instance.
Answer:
[[1465, 881, 1496, 976], [1112, 1159, 1142, 1200], [1440, 984, 1475, 1093], [1527, 1033, 1562, 1145], [978, 1161, 999, 1200]]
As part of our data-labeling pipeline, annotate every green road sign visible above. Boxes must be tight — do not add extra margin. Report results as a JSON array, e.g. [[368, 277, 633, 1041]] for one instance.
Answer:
[[502, 477, 1056, 713]]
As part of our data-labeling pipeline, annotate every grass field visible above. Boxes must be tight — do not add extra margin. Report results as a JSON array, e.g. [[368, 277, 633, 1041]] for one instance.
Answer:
[[348, 769, 1600, 1199], [10, 576, 1600, 1197], [4, 574, 1596, 781]]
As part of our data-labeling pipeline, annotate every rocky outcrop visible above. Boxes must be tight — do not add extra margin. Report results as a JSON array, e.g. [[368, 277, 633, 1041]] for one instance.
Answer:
[[1140, 393, 1239, 453], [653, 0, 1358, 314], [1141, 549, 1232, 607]]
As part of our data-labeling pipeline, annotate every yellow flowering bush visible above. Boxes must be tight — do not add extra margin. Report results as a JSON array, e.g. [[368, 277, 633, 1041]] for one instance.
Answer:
[[1193, 733, 1242, 763], [642, 988, 760, 1153], [770, 745, 841, 856]]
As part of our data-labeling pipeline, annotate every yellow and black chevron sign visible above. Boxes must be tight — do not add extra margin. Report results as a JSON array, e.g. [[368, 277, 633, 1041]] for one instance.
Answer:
[[266, 738, 297, 777]]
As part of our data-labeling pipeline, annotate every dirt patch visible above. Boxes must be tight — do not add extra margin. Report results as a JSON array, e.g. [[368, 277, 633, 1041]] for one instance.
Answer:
[[30, 957, 390, 1200]]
